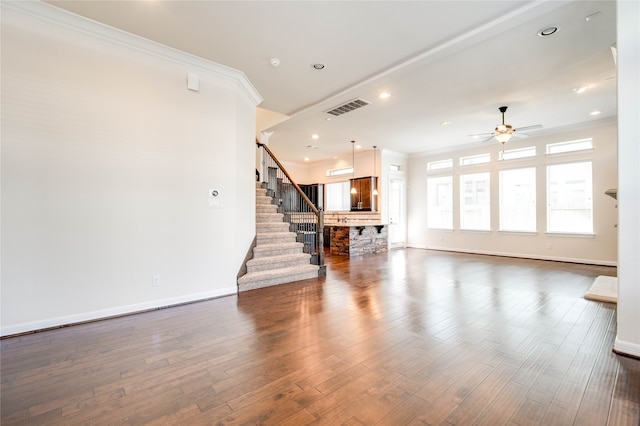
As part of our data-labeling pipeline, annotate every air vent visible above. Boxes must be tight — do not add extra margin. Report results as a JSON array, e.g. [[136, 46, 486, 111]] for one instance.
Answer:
[[326, 98, 370, 116]]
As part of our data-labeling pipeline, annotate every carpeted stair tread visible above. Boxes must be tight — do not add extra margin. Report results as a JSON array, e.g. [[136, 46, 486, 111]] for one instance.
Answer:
[[252, 242, 305, 257], [237, 264, 319, 291], [257, 231, 297, 240], [246, 253, 312, 272]]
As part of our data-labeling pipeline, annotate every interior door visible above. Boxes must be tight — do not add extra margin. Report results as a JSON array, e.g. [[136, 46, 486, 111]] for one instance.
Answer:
[[388, 175, 406, 248]]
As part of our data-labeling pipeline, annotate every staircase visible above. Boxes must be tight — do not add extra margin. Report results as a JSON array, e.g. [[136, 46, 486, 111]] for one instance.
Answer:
[[237, 183, 320, 292]]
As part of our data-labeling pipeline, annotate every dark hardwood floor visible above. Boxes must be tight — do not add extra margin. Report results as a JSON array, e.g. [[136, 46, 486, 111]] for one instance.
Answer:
[[2, 249, 639, 425]]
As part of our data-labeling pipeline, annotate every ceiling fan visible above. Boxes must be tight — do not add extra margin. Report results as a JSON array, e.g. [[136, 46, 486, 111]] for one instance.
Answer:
[[472, 106, 543, 144]]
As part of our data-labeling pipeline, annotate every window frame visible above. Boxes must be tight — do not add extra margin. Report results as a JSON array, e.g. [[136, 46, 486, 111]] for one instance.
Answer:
[[459, 171, 491, 231], [498, 167, 537, 233], [427, 175, 453, 230], [324, 180, 351, 211], [546, 161, 594, 235]]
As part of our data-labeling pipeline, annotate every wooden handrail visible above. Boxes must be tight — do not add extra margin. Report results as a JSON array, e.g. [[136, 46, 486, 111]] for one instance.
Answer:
[[257, 141, 321, 217], [257, 141, 324, 268]]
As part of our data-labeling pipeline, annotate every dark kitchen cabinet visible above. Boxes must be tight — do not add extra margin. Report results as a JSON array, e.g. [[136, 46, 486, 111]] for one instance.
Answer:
[[350, 176, 377, 212], [299, 183, 323, 210]]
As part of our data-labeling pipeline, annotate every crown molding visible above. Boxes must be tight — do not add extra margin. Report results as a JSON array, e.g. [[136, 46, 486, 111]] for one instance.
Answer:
[[2, 0, 263, 106]]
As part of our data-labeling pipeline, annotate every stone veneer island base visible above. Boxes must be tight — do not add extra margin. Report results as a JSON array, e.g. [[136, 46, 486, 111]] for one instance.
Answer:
[[330, 224, 388, 257]]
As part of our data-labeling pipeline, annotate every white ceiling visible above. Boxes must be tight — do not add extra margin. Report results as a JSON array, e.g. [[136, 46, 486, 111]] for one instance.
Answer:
[[47, 0, 617, 163]]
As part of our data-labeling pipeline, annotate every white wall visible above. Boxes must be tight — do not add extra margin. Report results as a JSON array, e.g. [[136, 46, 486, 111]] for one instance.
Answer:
[[299, 149, 376, 184], [0, 3, 261, 335], [614, 0, 640, 358], [407, 122, 618, 265], [280, 161, 311, 185]]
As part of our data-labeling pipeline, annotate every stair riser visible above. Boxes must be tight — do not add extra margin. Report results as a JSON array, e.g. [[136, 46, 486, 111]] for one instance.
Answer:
[[253, 247, 303, 258], [238, 270, 319, 292], [256, 213, 284, 223], [256, 205, 279, 213], [256, 223, 290, 232], [256, 235, 297, 244], [247, 258, 311, 273]]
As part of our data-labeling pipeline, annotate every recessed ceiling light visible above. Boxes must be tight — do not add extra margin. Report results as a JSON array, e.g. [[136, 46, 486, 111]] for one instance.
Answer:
[[537, 25, 559, 37], [311, 134, 319, 139], [379, 92, 391, 99], [573, 85, 589, 94], [269, 58, 280, 67], [312, 63, 325, 70], [356, 144, 362, 149], [590, 110, 601, 116], [441, 120, 451, 126], [304, 157, 310, 161]]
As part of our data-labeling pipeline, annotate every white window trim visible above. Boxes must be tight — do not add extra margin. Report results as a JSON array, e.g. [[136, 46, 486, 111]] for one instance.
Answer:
[[546, 232, 596, 238]]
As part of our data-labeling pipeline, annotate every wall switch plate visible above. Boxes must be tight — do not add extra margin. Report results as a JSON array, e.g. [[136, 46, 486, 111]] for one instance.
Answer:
[[187, 73, 200, 92], [152, 275, 160, 286]]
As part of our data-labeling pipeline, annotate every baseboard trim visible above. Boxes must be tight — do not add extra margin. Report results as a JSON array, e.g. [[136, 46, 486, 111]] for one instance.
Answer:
[[0, 287, 237, 338], [421, 246, 617, 267], [613, 337, 640, 359]]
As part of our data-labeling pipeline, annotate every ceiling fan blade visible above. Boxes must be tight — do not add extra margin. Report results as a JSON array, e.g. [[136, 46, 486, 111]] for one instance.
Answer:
[[515, 124, 543, 132], [512, 132, 529, 139], [480, 135, 496, 142], [468, 132, 495, 139]]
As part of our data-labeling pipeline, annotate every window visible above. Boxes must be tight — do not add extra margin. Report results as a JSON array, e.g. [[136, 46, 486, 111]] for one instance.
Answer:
[[325, 181, 350, 211], [427, 159, 452, 171], [460, 172, 490, 230], [326, 167, 353, 177], [547, 162, 593, 233], [427, 176, 453, 229], [460, 153, 490, 166], [500, 167, 536, 232], [546, 138, 593, 154], [499, 146, 536, 161]]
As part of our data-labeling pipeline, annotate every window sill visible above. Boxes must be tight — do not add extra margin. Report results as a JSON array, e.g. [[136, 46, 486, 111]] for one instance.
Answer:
[[459, 229, 492, 234], [498, 231, 538, 236], [546, 232, 595, 238]]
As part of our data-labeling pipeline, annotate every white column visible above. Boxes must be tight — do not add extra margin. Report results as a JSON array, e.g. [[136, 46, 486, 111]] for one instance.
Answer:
[[613, 0, 640, 358]]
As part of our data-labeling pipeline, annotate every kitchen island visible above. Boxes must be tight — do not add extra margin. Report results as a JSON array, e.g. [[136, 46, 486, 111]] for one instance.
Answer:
[[329, 223, 388, 257]]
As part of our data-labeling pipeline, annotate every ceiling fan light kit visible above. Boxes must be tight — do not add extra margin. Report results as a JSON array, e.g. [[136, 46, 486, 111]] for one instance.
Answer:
[[470, 105, 543, 146], [495, 132, 513, 144], [495, 106, 514, 144]]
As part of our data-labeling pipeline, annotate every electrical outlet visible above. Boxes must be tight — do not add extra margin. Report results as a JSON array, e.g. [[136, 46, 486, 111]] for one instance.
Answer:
[[152, 275, 160, 287], [546, 244, 553, 250]]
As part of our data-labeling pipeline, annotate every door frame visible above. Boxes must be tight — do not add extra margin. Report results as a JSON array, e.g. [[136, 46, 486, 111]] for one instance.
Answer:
[[388, 171, 406, 249]]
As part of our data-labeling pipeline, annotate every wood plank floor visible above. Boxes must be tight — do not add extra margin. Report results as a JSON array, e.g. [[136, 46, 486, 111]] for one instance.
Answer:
[[2, 249, 639, 425]]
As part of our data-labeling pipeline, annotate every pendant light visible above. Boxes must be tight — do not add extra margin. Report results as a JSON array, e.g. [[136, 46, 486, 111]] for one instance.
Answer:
[[372, 146, 378, 196], [350, 141, 357, 194]]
